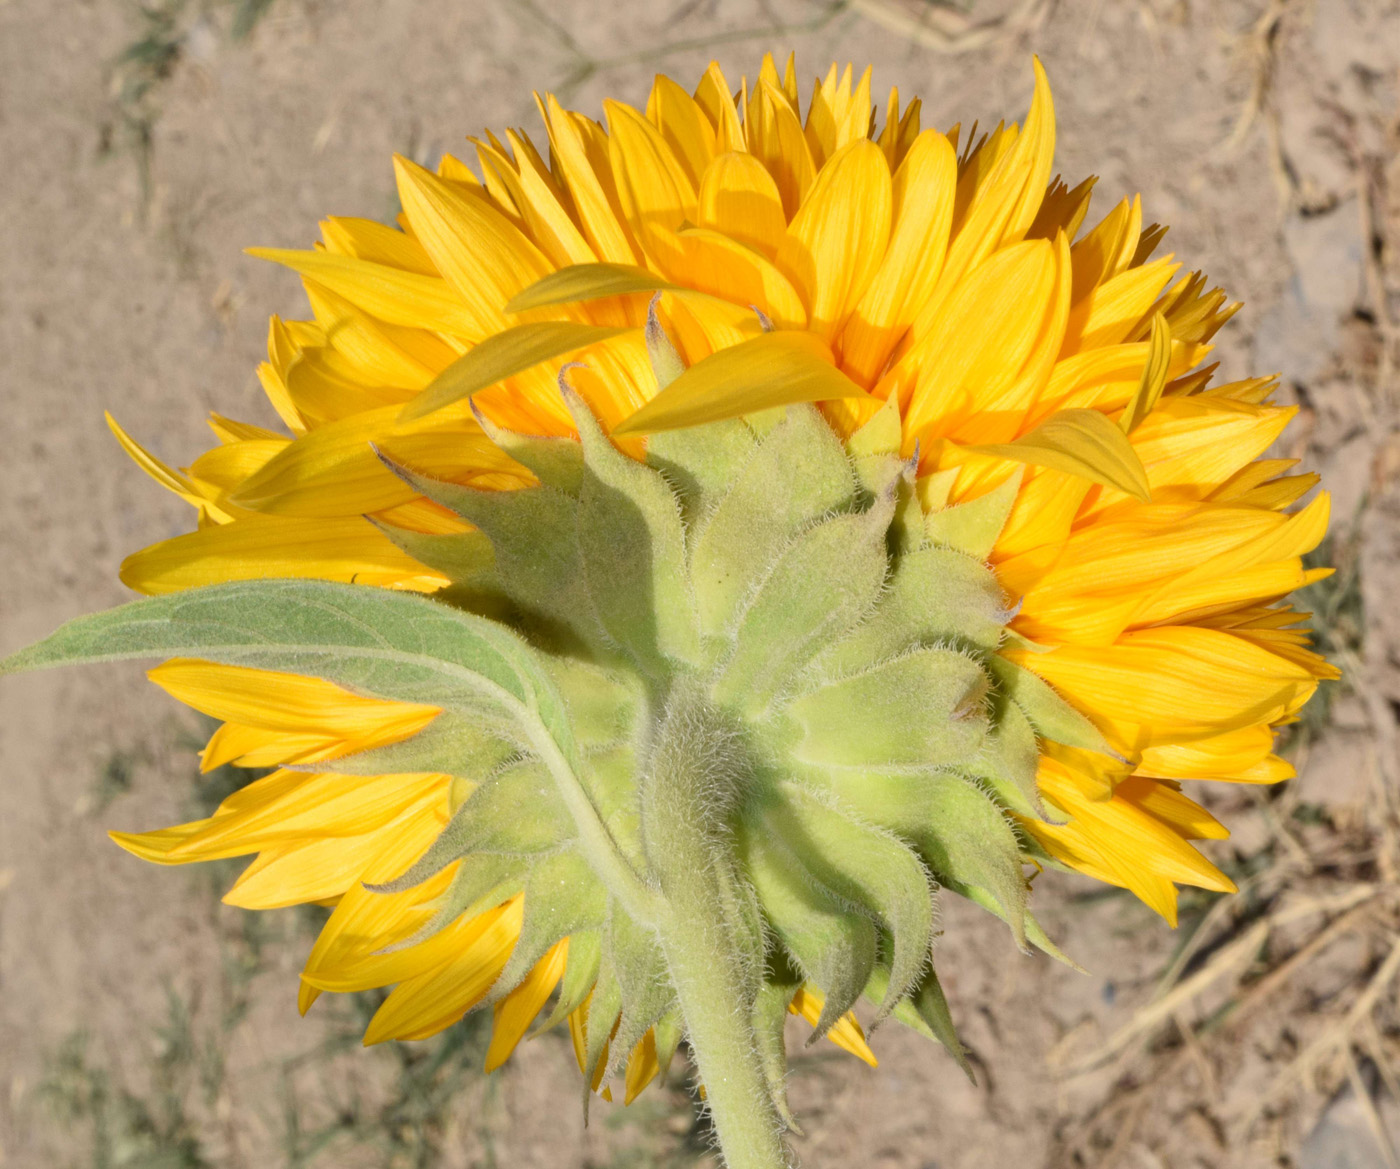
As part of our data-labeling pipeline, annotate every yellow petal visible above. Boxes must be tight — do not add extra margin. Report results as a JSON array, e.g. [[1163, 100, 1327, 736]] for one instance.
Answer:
[[393, 155, 554, 338], [301, 279, 442, 389], [967, 407, 1152, 501], [148, 658, 437, 750], [106, 412, 228, 516], [647, 74, 717, 188], [776, 138, 892, 345], [611, 331, 867, 435], [505, 262, 677, 314], [788, 986, 877, 1067], [1061, 257, 1180, 355], [110, 820, 216, 864], [1119, 313, 1172, 433], [623, 1030, 661, 1104], [301, 867, 476, 996], [692, 62, 745, 154], [119, 513, 450, 595], [1095, 397, 1296, 517], [905, 61, 1054, 351], [247, 248, 482, 338], [1027, 176, 1096, 243], [1070, 196, 1144, 299], [746, 79, 816, 219], [538, 94, 641, 266], [364, 897, 524, 1043], [207, 414, 285, 445], [398, 322, 633, 421], [838, 130, 957, 389], [224, 798, 448, 910], [486, 939, 569, 1071], [1008, 626, 1318, 751], [499, 129, 603, 274], [1016, 496, 1329, 645], [281, 346, 415, 428], [1136, 725, 1280, 782], [1028, 765, 1234, 925], [227, 405, 527, 517], [662, 228, 807, 330], [696, 151, 787, 258], [319, 215, 438, 274], [605, 98, 698, 261], [898, 237, 1064, 445]]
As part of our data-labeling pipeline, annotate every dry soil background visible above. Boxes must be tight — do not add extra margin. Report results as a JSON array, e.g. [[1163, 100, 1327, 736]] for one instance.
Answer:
[[1, 1, 1399, 1167]]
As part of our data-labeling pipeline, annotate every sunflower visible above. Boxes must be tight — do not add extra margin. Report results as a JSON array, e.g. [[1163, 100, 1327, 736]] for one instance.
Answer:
[[12, 52, 1334, 1163]]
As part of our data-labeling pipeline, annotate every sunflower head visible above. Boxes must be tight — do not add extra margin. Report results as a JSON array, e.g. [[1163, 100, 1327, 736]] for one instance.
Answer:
[[3, 51, 1335, 1168]]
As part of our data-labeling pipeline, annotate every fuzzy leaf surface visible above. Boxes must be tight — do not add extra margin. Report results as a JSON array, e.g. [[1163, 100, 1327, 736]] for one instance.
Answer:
[[690, 406, 855, 635]]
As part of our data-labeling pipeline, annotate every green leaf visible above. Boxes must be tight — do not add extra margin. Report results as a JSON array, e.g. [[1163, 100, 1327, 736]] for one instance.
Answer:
[[604, 909, 675, 1081], [3, 579, 542, 726], [505, 262, 678, 313], [490, 849, 607, 1000], [379, 761, 574, 895], [1120, 313, 1171, 433], [539, 928, 603, 1032], [816, 545, 1008, 679], [743, 829, 878, 1042], [471, 408, 585, 494], [379, 457, 597, 650], [1, 578, 656, 924], [864, 963, 971, 1079], [582, 744, 647, 870], [914, 775, 1029, 948], [787, 647, 990, 769], [963, 696, 1043, 820], [986, 653, 1118, 757], [850, 452, 905, 501], [582, 966, 623, 1104], [751, 973, 801, 1131], [716, 501, 892, 715], [368, 521, 498, 591], [396, 322, 632, 422], [763, 783, 935, 1023], [819, 769, 1028, 948], [845, 392, 902, 458], [690, 406, 855, 636], [565, 387, 701, 672], [319, 710, 516, 777], [922, 468, 1023, 559], [645, 418, 756, 513], [645, 297, 686, 389], [611, 332, 871, 436], [542, 657, 641, 749], [652, 1009, 685, 1082], [966, 408, 1151, 502]]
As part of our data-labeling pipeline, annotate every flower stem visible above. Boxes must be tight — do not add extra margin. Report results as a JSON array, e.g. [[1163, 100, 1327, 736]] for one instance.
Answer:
[[641, 685, 789, 1169], [659, 899, 789, 1169]]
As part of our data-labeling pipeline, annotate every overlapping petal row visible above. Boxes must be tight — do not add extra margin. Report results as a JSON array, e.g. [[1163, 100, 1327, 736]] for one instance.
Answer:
[[109, 54, 1335, 1089]]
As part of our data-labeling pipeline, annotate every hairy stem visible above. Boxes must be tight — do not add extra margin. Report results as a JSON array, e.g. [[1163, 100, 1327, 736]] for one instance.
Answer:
[[641, 685, 789, 1169]]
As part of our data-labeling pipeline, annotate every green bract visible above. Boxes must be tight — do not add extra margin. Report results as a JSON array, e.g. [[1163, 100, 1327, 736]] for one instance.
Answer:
[[1, 355, 1101, 1162]]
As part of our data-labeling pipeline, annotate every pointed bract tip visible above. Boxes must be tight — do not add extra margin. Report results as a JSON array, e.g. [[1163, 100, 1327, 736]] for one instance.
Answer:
[[557, 361, 588, 401]]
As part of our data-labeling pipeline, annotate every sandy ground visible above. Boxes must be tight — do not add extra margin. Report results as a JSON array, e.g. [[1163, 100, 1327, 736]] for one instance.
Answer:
[[1, 0, 1398, 1166]]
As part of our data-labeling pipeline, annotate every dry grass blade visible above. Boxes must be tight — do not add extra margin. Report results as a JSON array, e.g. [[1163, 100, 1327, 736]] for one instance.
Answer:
[[1064, 921, 1270, 1074], [1347, 1052, 1400, 1169], [1228, 896, 1381, 1026], [1242, 935, 1400, 1123]]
